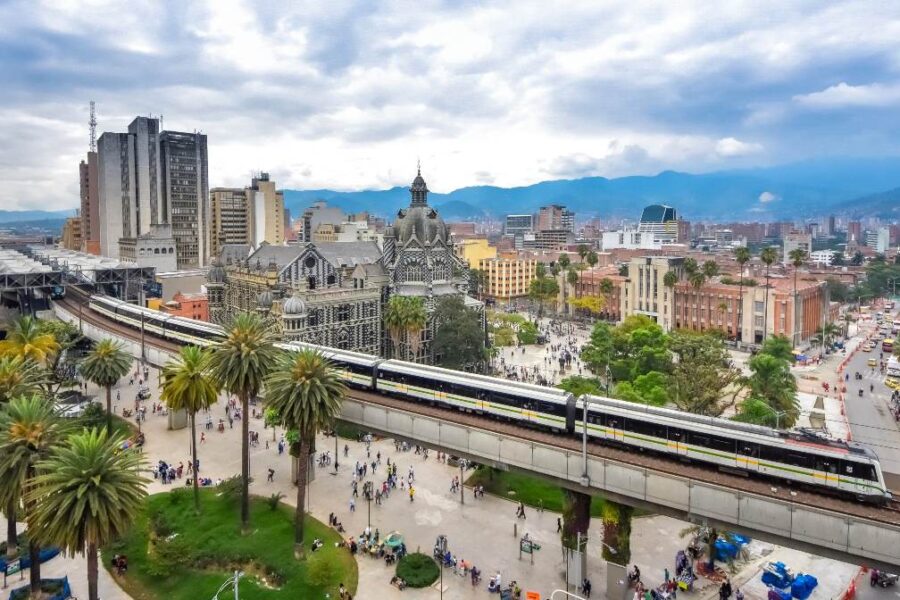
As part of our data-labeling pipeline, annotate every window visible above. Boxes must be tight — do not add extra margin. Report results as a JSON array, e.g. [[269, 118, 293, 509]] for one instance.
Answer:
[[754, 301, 764, 313]]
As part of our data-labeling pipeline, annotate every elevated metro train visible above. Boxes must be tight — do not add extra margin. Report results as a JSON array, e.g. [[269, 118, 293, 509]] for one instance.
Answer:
[[88, 294, 891, 503]]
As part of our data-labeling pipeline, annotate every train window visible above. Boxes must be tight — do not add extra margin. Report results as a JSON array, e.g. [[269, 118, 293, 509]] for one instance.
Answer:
[[538, 401, 566, 417], [710, 437, 735, 454], [628, 419, 659, 438], [738, 444, 757, 457], [843, 461, 878, 482], [586, 412, 604, 426], [816, 459, 837, 474], [690, 433, 710, 448], [608, 418, 621, 429], [668, 428, 685, 442], [785, 454, 811, 469], [758, 445, 783, 463]]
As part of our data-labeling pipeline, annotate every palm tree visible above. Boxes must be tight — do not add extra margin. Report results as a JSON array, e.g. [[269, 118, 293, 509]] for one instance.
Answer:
[[717, 302, 729, 329], [28, 428, 146, 600], [683, 258, 698, 276], [734, 247, 751, 344], [558, 253, 571, 270], [689, 271, 706, 330], [209, 312, 279, 532], [586, 251, 598, 269], [0, 315, 59, 366], [0, 395, 68, 596], [265, 349, 345, 559], [80, 339, 131, 435], [788, 248, 808, 348], [760, 246, 778, 340], [701, 260, 719, 279], [599, 278, 614, 321], [577, 244, 589, 263], [663, 271, 679, 330], [0, 356, 45, 558], [384, 296, 428, 360], [161, 346, 219, 512]]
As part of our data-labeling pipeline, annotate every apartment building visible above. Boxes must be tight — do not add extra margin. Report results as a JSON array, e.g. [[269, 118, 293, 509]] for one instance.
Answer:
[[479, 256, 537, 301]]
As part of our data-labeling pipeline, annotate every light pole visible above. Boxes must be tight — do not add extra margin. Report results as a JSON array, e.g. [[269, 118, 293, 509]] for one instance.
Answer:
[[364, 481, 373, 529], [334, 429, 339, 474], [212, 570, 243, 600], [458, 458, 468, 504], [760, 404, 787, 429]]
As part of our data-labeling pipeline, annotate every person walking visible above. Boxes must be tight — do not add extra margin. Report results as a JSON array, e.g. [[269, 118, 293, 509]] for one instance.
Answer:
[[516, 502, 526, 519], [557, 517, 562, 533], [409, 486, 415, 502]]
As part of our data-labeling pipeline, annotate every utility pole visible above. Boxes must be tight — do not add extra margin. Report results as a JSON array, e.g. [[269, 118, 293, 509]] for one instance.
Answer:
[[458, 458, 468, 504]]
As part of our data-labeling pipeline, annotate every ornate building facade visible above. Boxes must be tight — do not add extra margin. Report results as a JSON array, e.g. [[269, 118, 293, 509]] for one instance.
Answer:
[[207, 241, 384, 354], [381, 167, 477, 361]]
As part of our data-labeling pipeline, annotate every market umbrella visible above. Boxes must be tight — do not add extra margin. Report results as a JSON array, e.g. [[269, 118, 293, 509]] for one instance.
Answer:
[[384, 531, 404, 548]]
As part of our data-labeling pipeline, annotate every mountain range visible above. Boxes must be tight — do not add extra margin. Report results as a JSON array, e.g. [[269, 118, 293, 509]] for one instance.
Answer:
[[282, 157, 900, 222], [5, 158, 900, 225]]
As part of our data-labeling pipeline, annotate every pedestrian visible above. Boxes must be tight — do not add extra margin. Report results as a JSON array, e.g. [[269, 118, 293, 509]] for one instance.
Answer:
[[409, 486, 415, 502], [267, 468, 275, 482], [350, 498, 356, 512], [516, 502, 526, 519], [557, 517, 562, 533], [200, 432, 206, 444]]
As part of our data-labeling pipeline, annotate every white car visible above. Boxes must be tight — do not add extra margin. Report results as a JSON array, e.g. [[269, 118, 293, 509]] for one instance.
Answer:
[[60, 402, 88, 418]]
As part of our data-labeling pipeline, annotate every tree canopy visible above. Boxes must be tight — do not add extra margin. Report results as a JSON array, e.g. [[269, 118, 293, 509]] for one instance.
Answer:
[[432, 296, 486, 370]]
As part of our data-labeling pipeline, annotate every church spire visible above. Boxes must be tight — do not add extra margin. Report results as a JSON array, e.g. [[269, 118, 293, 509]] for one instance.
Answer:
[[410, 163, 428, 206]]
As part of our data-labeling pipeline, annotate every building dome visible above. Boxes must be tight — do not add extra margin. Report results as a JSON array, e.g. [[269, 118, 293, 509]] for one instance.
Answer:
[[257, 290, 274, 310], [393, 167, 448, 245], [282, 295, 306, 316]]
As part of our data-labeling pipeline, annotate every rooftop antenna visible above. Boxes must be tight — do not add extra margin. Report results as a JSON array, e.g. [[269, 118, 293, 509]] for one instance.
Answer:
[[159, 114, 164, 131], [88, 101, 97, 152]]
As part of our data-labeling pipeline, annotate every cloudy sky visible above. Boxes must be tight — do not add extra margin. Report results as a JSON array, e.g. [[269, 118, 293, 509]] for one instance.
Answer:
[[3, 0, 900, 211]]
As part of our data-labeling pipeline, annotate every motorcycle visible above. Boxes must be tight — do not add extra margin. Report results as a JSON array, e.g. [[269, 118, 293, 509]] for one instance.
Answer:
[[871, 570, 899, 588]]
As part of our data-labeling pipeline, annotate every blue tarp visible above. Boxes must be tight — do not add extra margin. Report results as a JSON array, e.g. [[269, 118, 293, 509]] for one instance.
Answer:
[[0, 547, 60, 574], [791, 574, 819, 600], [762, 562, 793, 590], [713, 533, 751, 562]]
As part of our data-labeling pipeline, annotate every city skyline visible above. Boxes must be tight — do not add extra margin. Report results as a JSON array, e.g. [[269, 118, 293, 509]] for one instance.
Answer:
[[3, 2, 900, 211]]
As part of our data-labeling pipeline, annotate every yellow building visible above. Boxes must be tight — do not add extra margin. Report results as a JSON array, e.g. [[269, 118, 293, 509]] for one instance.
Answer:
[[480, 256, 537, 300], [210, 172, 285, 258], [454, 238, 497, 268], [60, 216, 82, 251]]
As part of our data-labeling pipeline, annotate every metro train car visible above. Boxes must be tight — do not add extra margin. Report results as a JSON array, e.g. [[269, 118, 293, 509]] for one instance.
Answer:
[[376, 360, 574, 432], [88, 293, 891, 502], [577, 395, 889, 502]]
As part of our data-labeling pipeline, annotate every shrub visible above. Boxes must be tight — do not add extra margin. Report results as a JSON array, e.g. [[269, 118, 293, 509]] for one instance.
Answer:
[[217, 475, 244, 501], [149, 510, 172, 538], [396, 552, 440, 588], [267, 492, 285, 511]]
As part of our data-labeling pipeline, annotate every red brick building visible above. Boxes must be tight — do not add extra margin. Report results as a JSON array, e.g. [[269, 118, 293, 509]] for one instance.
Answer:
[[160, 291, 209, 321]]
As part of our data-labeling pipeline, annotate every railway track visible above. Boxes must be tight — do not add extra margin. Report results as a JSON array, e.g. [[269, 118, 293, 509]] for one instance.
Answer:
[[54, 295, 900, 527]]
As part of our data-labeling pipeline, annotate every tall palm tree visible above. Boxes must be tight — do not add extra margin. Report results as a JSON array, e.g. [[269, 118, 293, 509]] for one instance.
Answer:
[[0, 356, 45, 558], [558, 253, 571, 270], [265, 349, 345, 558], [788, 248, 808, 348], [701, 260, 719, 279], [760, 246, 778, 340], [577, 244, 589, 263], [209, 312, 278, 532], [689, 271, 706, 330], [384, 296, 428, 360], [28, 428, 147, 600], [586, 251, 598, 269], [734, 247, 751, 344], [80, 339, 131, 435], [663, 271, 679, 330], [0, 315, 59, 366], [683, 258, 698, 276], [161, 346, 219, 512], [0, 395, 68, 596], [599, 278, 614, 321]]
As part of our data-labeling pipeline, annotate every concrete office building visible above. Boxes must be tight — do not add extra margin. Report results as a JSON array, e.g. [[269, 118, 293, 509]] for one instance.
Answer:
[[782, 231, 812, 264], [210, 173, 284, 257], [479, 256, 537, 301], [536, 205, 575, 232], [619, 256, 685, 331], [118, 223, 178, 272], [637, 204, 679, 243], [60, 215, 82, 251], [848, 221, 862, 243], [78, 152, 100, 254], [97, 116, 209, 268], [300, 201, 347, 242], [867, 227, 890, 253]]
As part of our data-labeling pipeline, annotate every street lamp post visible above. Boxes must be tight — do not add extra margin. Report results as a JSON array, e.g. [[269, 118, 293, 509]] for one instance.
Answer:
[[334, 430, 339, 474], [212, 570, 243, 600], [364, 481, 373, 529], [458, 458, 468, 504]]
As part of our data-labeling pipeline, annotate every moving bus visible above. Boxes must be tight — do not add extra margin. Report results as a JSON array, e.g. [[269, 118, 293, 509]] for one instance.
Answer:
[[884, 338, 895, 353]]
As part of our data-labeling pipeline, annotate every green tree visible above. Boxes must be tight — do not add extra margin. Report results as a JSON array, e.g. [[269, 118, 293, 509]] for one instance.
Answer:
[[558, 253, 571, 270], [529, 272, 559, 318], [160, 346, 219, 513], [558, 375, 604, 397], [614, 371, 669, 406], [618, 264, 628, 276], [668, 332, 743, 415], [586, 250, 598, 268], [825, 277, 850, 303], [733, 246, 751, 342], [28, 428, 146, 600], [566, 268, 579, 287], [36, 320, 83, 396], [209, 312, 279, 533], [788, 248, 808, 348], [79, 339, 131, 435], [0, 356, 45, 557], [384, 296, 428, 359], [701, 260, 719, 279], [581, 316, 672, 383], [759, 246, 778, 339], [0, 395, 68, 596], [601, 500, 633, 564], [664, 270, 679, 330], [683, 258, 698, 276], [744, 353, 799, 427], [577, 244, 589, 263], [517, 321, 539, 345], [265, 349, 345, 559], [432, 296, 485, 370], [850, 251, 864, 266], [469, 268, 487, 300], [0, 315, 59, 366], [759, 335, 793, 362]]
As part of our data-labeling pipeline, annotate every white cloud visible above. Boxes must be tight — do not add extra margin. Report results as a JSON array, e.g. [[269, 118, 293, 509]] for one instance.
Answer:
[[793, 82, 900, 109], [758, 191, 778, 203], [715, 137, 763, 157]]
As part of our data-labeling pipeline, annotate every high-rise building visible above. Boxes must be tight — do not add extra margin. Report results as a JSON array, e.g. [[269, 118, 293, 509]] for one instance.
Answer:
[[826, 214, 836, 236], [78, 152, 100, 254], [536, 205, 575, 232], [504, 214, 534, 235], [210, 173, 285, 258], [847, 221, 862, 242], [159, 130, 209, 268], [300, 201, 346, 242], [60, 215, 82, 251], [866, 227, 890, 253], [783, 231, 812, 264], [637, 204, 678, 243], [97, 116, 209, 268]]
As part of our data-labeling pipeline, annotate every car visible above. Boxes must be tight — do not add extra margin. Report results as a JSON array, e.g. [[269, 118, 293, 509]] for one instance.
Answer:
[[60, 401, 89, 418], [57, 389, 89, 405], [137, 386, 152, 400], [868, 358, 878, 367], [863, 344, 873, 352]]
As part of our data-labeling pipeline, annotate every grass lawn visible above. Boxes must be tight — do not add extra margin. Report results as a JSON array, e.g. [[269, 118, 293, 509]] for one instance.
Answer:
[[102, 488, 357, 600], [466, 467, 651, 518]]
